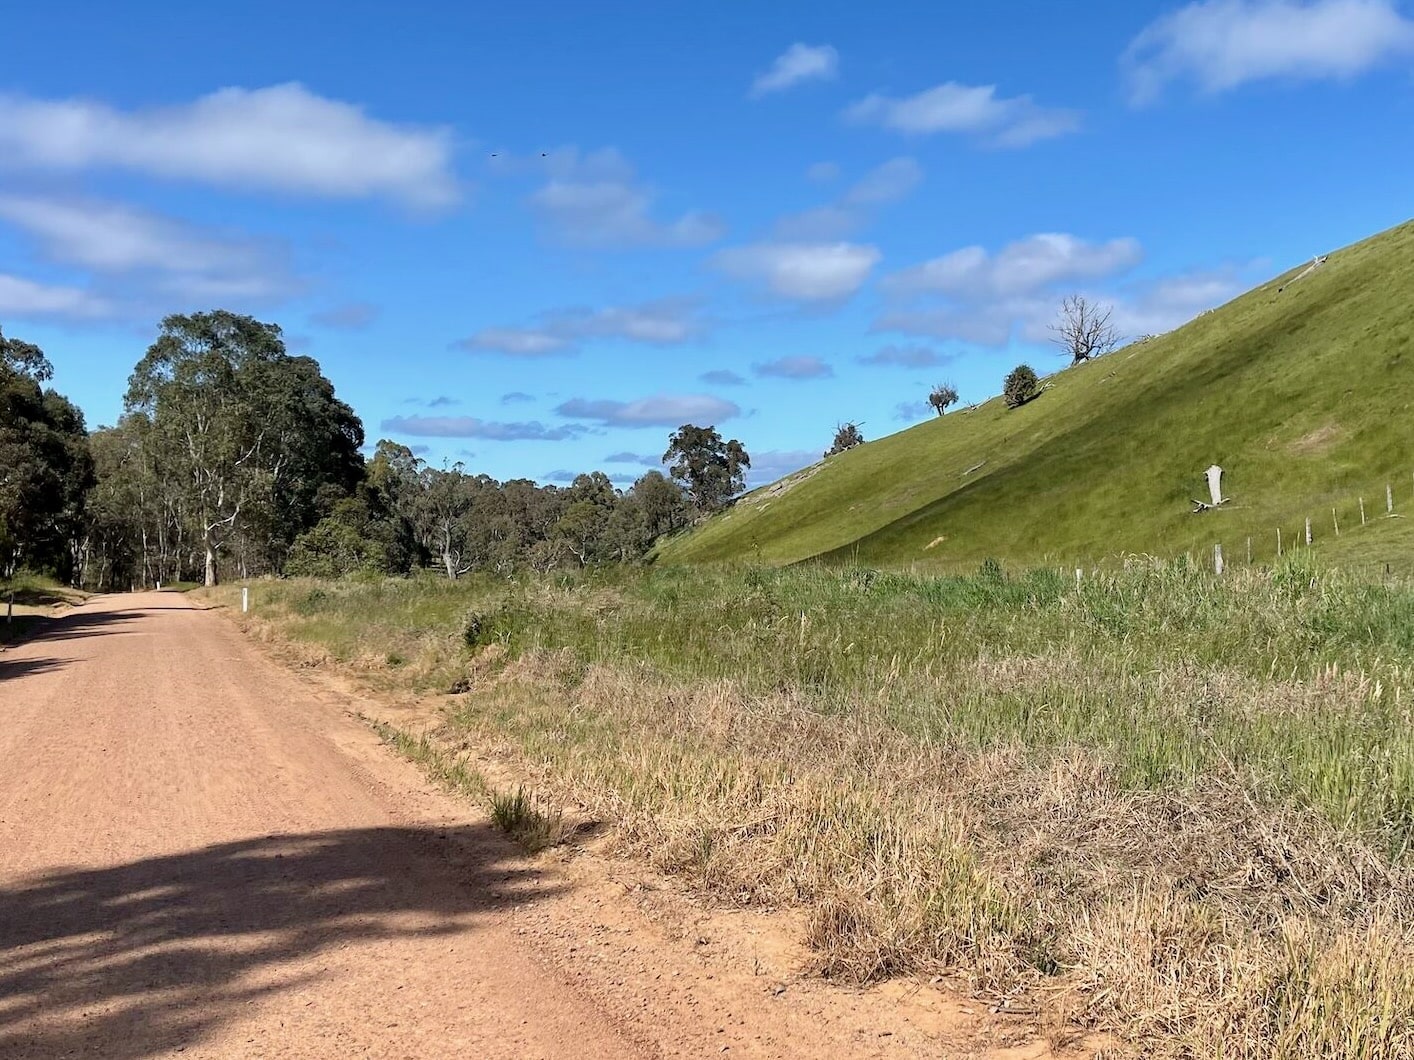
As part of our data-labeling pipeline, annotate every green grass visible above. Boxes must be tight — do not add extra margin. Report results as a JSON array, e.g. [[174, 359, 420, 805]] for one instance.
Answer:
[[660, 218, 1414, 572], [1, 571, 77, 609]]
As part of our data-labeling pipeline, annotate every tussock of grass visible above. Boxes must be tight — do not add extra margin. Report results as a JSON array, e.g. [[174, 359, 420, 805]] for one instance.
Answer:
[[218, 561, 1414, 1058], [487, 786, 565, 853]]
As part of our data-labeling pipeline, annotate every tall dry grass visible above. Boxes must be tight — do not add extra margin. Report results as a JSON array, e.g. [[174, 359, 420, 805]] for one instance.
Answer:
[[211, 555, 1414, 1058]]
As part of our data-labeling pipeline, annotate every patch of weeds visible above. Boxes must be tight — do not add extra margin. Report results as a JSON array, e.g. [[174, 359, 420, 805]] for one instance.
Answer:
[[463, 601, 524, 652], [367, 718, 486, 801], [488, 785, 565, 853], [291, 587, 329, 615]]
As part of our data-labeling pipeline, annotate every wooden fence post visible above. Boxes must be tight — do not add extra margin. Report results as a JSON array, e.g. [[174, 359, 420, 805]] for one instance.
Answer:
[[1360, 498, 1367, 526], [1246, 537, 1252, 564], [1388, 484, 1395, 515], [1277, 527, 1283, 557], [1333, 507, 1340, 536], [1305, 517, 1313, 546], [1214, 543, 1224, 575]]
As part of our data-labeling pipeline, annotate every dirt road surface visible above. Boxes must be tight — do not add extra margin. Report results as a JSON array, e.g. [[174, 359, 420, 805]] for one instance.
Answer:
[[0, 593, 1078, 1060]]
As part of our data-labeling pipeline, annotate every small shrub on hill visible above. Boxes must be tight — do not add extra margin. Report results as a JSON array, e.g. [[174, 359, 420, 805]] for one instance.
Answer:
[[1003, 364, 1040, 408]]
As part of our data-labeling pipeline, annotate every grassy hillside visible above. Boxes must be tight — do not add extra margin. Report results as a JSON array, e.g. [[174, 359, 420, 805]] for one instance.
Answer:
[[662, 219, 1414, 571]]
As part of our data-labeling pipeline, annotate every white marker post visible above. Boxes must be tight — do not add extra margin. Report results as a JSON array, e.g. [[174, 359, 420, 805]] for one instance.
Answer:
[[1205, 465, 1225, 507], [242, 587, 249, 614], [1214, 543, 1224, 575]]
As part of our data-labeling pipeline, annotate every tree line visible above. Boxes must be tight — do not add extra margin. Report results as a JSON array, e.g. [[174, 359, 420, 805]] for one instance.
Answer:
[[2, 310, 752, 590]]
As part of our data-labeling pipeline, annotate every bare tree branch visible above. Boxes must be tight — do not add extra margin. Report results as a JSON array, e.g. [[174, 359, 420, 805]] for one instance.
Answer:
[[1049, 295, 1119, 365]]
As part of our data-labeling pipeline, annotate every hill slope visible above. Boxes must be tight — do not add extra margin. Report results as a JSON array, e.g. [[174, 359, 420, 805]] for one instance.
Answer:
[[662, 219, 1414, 571]]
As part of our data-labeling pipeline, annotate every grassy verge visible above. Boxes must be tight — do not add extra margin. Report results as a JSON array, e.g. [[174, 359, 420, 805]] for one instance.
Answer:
[[1, 572, 84, 645], [210, 560, 1414, 1058]]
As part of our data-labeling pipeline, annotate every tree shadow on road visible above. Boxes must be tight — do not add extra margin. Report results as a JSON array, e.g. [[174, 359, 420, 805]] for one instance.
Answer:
[[0, 826, 562, 1058], [0, 609, 153, 682]]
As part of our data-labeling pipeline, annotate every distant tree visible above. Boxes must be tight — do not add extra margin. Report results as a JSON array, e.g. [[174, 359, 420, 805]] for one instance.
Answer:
[[412, 465, 476, 579], [663, 425, 750, 513], [927, 383, 959, 416], [554, 472, 618, 566], [825, 422, 865, 457], [1050, 295, 1119, 365], [632, 470, 688, 538], [1003, 364, 1040, 409]]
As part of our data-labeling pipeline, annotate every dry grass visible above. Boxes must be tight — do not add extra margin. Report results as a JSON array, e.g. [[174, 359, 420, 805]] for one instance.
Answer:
[[206, 559, 1414, 1058]]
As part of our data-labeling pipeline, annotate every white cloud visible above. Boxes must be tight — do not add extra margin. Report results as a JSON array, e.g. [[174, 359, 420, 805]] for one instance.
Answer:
[[462, 328, 572, 356], [311, 302, 379, 330], [1124, 0, 1414, 103], [753, 355, 834, 380], [699, 369, 747, 386], [893, 400, 933, 422], [0, 273, 110, 318], [842, 157, 924, 206], [0, 83, 458, 208], [751, 44, 840, 97], [886, 234, 1143, 299], [806, 161, 841, 183], [460, 297, 703, 356], [713, 241, 881, 302], [775, 157, 923, 240], [530, 148, 723, 248], [745, 449, 819, 487], [0, 195, 295, 310], [877, 233, 1147, 346], [876, 232, 1240, 347], [844, 82, 1080, 147], [379, 416, 587, 441], [604, 451, 663, 467], [1111, 269, 1245, 334], [858, 344, 954, 368], [0, 195, 291, 304], [555, 394, 741, 428]]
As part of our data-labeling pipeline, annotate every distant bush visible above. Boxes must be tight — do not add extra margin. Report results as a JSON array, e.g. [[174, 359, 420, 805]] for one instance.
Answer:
[[286, 513, 390, 578], [825, 421, 865, 457], [1003, 364, 1040, 408]]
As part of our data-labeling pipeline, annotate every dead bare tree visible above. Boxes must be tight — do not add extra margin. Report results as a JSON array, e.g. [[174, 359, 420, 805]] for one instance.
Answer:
[[1050, 295, 1119, 365]]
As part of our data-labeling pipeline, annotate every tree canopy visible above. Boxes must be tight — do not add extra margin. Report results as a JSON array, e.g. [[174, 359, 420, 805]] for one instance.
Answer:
[[664, 425, 751, 512]]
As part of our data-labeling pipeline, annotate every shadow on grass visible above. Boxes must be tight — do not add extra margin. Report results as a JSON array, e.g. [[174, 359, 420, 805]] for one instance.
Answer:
[[1, 584, 78, 609], [0, 825, 561, 1059]]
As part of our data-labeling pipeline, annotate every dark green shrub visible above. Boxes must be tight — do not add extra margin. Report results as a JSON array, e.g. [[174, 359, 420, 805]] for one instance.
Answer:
[[1003, 364, 1040, 408]]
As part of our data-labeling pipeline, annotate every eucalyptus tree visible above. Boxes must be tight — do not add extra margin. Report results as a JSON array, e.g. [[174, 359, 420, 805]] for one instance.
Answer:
[[663, 424, 751, 512], [125, 311, 363, 585]]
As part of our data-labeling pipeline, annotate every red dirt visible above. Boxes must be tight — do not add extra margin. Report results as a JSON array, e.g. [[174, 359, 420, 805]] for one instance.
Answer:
[[0, 592, 1093, 1059]]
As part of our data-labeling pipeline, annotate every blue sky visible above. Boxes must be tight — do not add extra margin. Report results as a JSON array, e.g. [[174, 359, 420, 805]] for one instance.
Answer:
[[3, 0, 1413, 487]]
